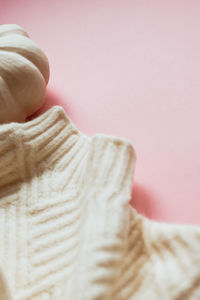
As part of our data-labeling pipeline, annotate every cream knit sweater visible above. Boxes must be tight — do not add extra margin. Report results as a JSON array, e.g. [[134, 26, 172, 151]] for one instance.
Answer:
[[0, 105, 199, 300]]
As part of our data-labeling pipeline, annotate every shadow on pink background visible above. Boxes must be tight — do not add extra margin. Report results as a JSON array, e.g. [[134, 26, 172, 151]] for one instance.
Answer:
[[26, 89, 69, 121], [1, 0, 200, 225]]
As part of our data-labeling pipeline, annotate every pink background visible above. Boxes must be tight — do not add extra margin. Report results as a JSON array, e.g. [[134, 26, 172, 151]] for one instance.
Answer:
[[1, 0, 200, 225]]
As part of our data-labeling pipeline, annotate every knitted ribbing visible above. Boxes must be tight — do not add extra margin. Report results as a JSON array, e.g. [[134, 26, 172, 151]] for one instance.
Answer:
[[0, 105, 200, 300]]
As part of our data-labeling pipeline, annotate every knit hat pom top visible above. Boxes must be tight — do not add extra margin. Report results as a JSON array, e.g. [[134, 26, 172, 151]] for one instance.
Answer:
[[0, 24, 49, 124]]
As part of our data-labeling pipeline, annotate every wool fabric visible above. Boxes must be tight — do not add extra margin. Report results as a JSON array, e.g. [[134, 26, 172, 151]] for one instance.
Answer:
[[0, 105, 199, 300]]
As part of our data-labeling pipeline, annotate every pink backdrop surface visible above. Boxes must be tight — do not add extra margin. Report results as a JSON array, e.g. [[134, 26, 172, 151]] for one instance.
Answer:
[[1, 0, 200, 225]]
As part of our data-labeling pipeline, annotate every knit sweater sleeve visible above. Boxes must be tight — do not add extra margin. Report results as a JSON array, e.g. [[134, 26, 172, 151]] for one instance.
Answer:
[[68, 133, 200, 300], [67, 133, 137, 300]]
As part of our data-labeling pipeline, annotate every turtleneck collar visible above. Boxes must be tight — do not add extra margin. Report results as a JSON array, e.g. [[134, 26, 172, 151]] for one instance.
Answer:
[[0, 106, 89, 193], [0, 105, 83, 142]]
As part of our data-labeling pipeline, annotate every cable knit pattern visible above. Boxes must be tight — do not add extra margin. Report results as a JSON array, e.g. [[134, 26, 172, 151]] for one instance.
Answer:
[[0, 105, 200, 300]]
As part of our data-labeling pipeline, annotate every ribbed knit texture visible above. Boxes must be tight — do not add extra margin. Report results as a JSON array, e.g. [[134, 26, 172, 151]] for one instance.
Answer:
[[0, 105, 199, 300]]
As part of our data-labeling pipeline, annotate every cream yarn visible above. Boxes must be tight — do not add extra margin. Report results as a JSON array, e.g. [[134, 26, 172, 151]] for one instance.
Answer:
[[0, 105, 199, 300]]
